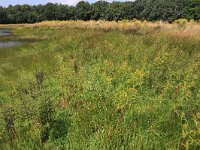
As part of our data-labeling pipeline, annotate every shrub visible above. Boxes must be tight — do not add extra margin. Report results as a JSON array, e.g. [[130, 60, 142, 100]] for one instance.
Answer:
[[2, 107, 16, 142], [39, 98, 54, 126], [174, 19, 188, 27]]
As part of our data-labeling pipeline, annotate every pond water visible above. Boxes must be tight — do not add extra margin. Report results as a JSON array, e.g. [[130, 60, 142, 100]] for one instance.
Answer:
[[0, 29, 12, 36], [0, 41, 21, 48], [0, 29, 21, 48]]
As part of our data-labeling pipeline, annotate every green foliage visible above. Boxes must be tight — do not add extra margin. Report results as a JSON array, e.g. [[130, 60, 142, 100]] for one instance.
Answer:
[[39, 98, 54, 126], [90, 1, 109, 20], [140, 0, 183, 22], [105, 2, 124, 21], [50, 111, 71, 141], [75, 1, 91, 21], [183, 0, 200, 20], [2, 107, 16, 142], [0, 0, 200, 24], [0, 25, 199, 149]]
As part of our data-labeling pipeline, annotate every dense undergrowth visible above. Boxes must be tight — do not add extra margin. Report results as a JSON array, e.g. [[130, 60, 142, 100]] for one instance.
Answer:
[[0, 22, 200, 149]]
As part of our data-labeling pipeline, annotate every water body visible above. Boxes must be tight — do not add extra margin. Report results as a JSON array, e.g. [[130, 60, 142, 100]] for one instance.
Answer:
[[0, 29, 21, 48], [0, 29, 12, 36], [0, 41, 21, 48]]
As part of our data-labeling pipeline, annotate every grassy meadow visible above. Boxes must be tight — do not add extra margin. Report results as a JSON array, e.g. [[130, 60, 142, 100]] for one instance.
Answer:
[[0, 20, 200, 149]]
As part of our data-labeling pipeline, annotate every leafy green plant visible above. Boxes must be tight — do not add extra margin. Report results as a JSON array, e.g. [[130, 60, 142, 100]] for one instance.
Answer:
[[39, 98, 54, 143], [2, 107, 16, 143]]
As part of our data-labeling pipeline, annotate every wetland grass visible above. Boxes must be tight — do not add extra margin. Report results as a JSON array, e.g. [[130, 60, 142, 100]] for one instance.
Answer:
[[0, 21, 199, 149]]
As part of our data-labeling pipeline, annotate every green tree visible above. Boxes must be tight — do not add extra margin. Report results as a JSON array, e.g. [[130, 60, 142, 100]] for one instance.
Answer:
[[0, 0, 199, 24], [139, 0, 183, 21], [43, 3, 58, 21], [90, 1, 109, 20], [183, 0, 200, 20], [105, 2, 124, 21], [122, 2, 137, 20], [75, 1, 91, 21], [55, 4, 71, 20], [0, 6, 7, 23]]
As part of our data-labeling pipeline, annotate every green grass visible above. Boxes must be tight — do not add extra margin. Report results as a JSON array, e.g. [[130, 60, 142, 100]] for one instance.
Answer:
[[0, 25, 199, 149]]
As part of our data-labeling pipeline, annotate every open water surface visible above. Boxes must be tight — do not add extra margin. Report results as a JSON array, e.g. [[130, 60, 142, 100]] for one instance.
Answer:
[[0, 29, 21, 48]]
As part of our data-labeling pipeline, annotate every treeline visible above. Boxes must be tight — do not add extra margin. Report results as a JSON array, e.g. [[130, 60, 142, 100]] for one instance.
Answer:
[[0, 0, 200, 24]]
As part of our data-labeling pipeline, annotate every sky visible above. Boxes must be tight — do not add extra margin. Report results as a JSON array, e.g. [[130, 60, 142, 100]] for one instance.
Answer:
[[0, 0, 128, 7]]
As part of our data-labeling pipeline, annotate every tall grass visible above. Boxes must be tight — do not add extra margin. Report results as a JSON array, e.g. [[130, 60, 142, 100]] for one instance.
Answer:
[[0, 21, 199, 149]]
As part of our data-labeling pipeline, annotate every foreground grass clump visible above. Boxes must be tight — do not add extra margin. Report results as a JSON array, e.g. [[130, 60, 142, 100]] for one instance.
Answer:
[[0, 21, 200, 149]]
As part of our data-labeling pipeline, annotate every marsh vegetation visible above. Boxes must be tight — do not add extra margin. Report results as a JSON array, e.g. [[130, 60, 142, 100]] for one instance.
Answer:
[[0, 21, 200, 149]]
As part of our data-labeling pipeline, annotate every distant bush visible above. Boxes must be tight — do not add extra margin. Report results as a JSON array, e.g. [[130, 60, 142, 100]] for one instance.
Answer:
[[174, 19, 188, 27], [133, 20, 143, 28]]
